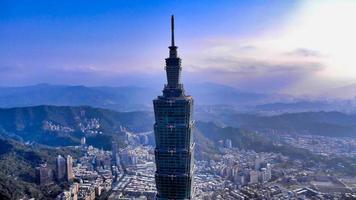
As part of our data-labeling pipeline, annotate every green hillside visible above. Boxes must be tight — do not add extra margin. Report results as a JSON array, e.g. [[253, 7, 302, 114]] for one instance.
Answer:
[[0, 105, 153, 150], [0, 137, 82, 199], [196, 111, 356, 137]]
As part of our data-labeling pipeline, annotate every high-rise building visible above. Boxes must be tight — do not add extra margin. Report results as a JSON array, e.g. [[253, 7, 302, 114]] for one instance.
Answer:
[[120, 149, 137, 167], [112, 142, 120, 166], [56, 155, 66, 181], [249, 170, 259, 184], [153, 15, 195, 200], [80, 137, 86, 146], [234, 172, 246, 186], [254, 155, 262, 170], [66, 155, 74, 181], [225, 139, 233, 149], [36, 163, 53, 186]]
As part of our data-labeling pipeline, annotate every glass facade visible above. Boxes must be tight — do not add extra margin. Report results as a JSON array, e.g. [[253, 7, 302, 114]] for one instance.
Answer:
[[153, 15, 194, 200]]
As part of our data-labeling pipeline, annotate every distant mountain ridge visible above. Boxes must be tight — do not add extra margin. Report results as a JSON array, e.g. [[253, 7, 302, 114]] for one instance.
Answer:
[[0, 83, 294, 111], [0, 84, 156, 111]]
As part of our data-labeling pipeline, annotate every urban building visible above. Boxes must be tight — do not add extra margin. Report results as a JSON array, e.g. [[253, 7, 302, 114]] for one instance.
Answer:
[[56, 183, 79, 200], [225, 139, 233, 149], [112, 142, 119, 166], [36, 163, 53, 186], [81, 137, 86, 146], [56, 155, 67, 181], [67, 155, 74, 181], [153, 15, 194, 199]]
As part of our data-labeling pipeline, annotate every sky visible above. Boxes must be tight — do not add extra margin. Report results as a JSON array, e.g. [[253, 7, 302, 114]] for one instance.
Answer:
[[1, 0, 356, 96]]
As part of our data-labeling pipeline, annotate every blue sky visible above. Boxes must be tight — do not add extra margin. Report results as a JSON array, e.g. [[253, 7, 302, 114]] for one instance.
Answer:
[[1, 0, 355, 95]]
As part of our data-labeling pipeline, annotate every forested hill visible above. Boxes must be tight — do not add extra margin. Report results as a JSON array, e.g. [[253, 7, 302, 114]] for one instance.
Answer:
[[197, 111, 356, 137], [0, 137, 82, 199], [0, 105, 153, 149]]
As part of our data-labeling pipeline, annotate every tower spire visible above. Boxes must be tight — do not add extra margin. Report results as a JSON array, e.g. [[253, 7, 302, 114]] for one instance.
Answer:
[[171, 15, 175, 46], [168, 15, 177, 58]]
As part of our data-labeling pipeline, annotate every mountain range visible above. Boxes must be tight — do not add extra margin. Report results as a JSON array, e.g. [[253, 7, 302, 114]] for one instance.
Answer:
[[197, 110, 356, 137], [0, 105, 355, 151], [0, 83, 293, 111], [1, 83, 356, 114]]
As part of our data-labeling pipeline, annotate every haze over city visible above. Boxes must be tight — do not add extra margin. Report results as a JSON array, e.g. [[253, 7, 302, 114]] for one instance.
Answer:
[[1, 0, 356, 96]]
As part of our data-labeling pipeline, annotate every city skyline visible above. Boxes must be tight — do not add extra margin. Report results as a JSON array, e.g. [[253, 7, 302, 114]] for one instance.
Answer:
[[1, 1, 356, 95]]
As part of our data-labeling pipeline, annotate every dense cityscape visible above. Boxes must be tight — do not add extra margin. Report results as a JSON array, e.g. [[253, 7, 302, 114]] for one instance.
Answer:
[[29, 125, 355, 200]]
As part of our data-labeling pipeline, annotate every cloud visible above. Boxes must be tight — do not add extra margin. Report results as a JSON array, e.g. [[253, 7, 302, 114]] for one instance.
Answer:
[[184, 55, 324, 93], [181, 37, 332, 94], [286, 48, 321, 57]]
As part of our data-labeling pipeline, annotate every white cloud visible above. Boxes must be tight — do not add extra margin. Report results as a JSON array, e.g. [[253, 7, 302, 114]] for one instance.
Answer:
[[181, 0, 356, 95]]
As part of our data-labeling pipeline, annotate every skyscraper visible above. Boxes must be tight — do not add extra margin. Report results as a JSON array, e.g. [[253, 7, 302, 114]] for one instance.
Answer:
[[153, 15, 195, 200], [56, 155, 66, 181], [112, 141, 120, 166], [66, 155, 74, 181]]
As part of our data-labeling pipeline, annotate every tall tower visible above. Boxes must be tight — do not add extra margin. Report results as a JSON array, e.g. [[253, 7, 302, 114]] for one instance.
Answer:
[[56, 155, 66, 181], [66, 155, 74, 181], [153, 15, 194, 200]]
